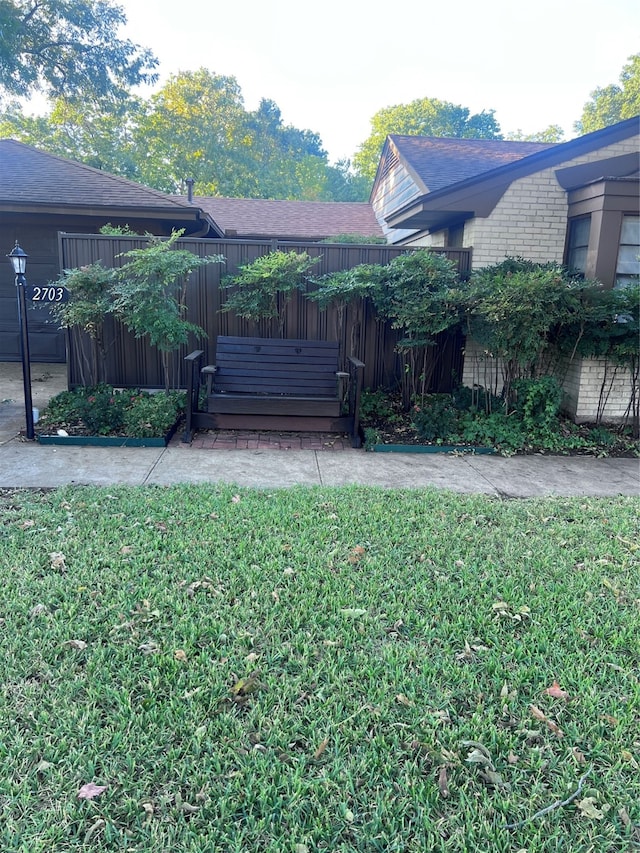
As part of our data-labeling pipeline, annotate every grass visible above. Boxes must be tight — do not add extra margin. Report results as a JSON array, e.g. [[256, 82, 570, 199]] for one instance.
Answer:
[[0, 484, 638, 852]]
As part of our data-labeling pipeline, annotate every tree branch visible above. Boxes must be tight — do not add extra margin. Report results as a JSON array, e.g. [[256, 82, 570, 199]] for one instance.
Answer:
[[505, 766, 593, 830]]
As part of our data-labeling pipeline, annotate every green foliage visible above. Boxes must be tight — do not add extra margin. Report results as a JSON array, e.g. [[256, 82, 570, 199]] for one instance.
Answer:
[[308, 266, 375, 311], [319, 234, 387, 244], [576, 53, 640, 134], [0, 0, 157, 101], [2, 486, 638, 851], [221, 251, 319, 336], [369, 250, 462, 404], [49, 262, 115, 338], [464, 259, 603, 407], [99, 223, 140, 236], [506, 125, 565, 142], [48, 262, 117, 385], [111, 231, 224, 389], [39, 385, 184, 437], [0, 69, 366, 201], [411, 395, 459, 442], [353, 97, 502, 181]]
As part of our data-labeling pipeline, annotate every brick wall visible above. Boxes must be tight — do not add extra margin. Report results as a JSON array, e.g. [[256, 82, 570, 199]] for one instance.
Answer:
[[470, 137, 639, 268]]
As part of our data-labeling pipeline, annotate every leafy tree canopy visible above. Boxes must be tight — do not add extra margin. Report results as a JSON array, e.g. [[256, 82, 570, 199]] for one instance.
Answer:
[[353, 98, 502, 181], [0, 68, 370, 201], [506, 125, 565, 142], [0, 0, 157, 101], [575, 53, 640, 134]]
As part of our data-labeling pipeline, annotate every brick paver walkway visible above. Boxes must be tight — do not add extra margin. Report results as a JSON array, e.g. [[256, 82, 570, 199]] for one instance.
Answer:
[[170, 430, 351, 451]]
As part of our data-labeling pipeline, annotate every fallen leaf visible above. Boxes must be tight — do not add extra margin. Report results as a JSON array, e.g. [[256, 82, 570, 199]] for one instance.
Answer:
[[120, 545, 134, 555], [480, 767, 510, 790], [619, 806, 631, 827], [49, 551, 66, 571], [174, 649, 188, 662], [437, 765, 449, 798], [600, 714, 618, 726], [231, 494, 241, 503], [295, 845, 310, 853], [83, 818, 105, 842], [77, 782, 108, 800], [230, 675, 262, 697], [572, 747, 587, 765], [138, 641, 160, 655], [340, 608, 367, 618], [466, 748, 493, 767], [29, 604, 48, 618], [35, 760, 53, 773], [507, 751, 519, 764], [577, 797, 604, 820], [544, 680, 569, 700], [530, 704, 547, 722], [348, 545, 366, 563], [344, 808, 354, 822], [395, 693, 414, 708], [245, 652, 259, 663], [19, 519, 35, 529], [181, 802, 199, 814], [313, 737, 329, 759], [64, 639, 87, 651]]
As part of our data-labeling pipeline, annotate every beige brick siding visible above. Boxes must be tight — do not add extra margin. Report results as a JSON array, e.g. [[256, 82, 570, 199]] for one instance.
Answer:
[[470, 137, 639, 269], [462, 340, 636, 424]]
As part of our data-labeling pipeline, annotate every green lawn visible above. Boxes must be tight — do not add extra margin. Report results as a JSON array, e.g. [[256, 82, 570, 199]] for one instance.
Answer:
[[1, 485, 638, 852]]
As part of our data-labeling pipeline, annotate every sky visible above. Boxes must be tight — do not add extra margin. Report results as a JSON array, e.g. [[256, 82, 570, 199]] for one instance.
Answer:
[[105, 0, 639, 162]]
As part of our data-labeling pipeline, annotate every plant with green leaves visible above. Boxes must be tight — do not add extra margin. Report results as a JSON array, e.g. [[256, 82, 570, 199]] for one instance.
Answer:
[[111, 230, 224, 390], [464, 259, 604, 410], [370, 249, 461, 406], [48, 262, 117, 385], [220, 250, 319, 337]]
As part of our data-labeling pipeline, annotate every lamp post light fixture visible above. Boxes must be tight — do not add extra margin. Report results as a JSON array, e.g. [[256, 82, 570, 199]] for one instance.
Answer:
[[7, 241, 35, 439]]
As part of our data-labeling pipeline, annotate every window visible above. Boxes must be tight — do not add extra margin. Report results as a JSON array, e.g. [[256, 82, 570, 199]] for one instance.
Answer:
[[566, 216, 590, 275], [615, 215, 640, 288]]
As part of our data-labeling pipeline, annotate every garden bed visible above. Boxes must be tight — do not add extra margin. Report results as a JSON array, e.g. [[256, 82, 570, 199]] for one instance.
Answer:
[[36, 385, 185, 446], [360, 387, 640, 457]]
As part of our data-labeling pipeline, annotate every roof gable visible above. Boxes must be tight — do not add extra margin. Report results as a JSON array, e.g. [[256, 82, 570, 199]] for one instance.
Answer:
[[382, 116, 640, 233], [387, 135, 554, 194]]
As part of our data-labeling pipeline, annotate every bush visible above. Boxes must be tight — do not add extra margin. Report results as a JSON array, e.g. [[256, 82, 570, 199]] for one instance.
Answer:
[[411, 395, 458, 441], [39, 386, 185, 437]]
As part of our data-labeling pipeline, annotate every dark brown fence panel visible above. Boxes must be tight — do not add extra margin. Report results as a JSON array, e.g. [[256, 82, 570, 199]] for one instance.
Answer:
[[59, 234, 471, 393]]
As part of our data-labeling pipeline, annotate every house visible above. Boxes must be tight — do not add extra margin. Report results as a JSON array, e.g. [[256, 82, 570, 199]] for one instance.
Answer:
[[371, 117, 640, 422], [0, 139, 220, 362], [180, 195, 384, 242], [0, 140, 384, 363]]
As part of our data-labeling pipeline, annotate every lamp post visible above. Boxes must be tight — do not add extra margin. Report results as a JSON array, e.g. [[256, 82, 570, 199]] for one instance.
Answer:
[[7, 241, 34, 439]]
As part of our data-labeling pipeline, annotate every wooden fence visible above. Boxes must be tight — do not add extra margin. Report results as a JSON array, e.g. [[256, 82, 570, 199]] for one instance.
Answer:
[[59, 234, 471, 393]]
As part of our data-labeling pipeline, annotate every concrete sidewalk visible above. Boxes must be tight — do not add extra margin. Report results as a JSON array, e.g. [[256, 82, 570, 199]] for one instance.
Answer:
[[0, 363, 638, 496], [0, 439, 638, 496]]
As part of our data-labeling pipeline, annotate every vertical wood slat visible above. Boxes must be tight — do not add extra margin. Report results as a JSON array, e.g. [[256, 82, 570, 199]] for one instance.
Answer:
[[60, 234, 471, 392]]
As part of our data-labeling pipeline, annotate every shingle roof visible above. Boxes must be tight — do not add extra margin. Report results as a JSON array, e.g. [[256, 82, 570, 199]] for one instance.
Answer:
[[0, 139, 199, 213], [388, 135, 556, 193], [184, 196, 384, 240]]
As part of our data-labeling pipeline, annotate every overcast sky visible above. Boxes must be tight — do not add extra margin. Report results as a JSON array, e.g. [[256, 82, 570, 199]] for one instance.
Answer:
[[115, 0, 638, 162]]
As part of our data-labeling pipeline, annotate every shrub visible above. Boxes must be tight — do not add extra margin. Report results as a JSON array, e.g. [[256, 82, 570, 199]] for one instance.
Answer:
[[39, 386, 185, 437], [411, 395, 458, 441]]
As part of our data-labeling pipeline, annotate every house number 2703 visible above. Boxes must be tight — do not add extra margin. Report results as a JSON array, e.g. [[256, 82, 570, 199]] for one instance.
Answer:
[[25, 285, 69, 303]]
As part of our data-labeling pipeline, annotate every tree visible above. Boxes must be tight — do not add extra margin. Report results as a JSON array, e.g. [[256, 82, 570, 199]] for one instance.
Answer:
[[506, 125, 565, 142], [0, 92, 146, 177], [110, 231, 224, 390], [0, 0, 157, 101], [353, 98, 502, 181], [575, 54, 640, 134]]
